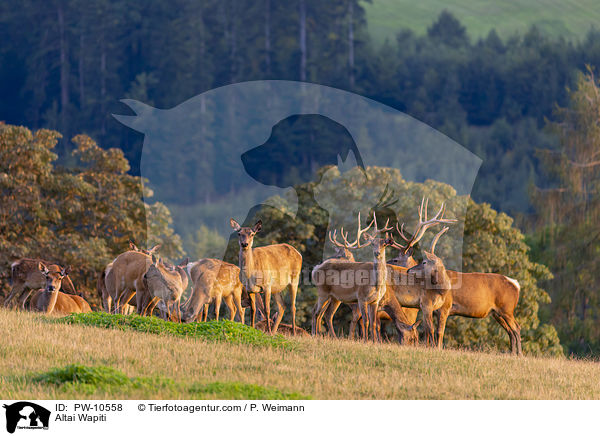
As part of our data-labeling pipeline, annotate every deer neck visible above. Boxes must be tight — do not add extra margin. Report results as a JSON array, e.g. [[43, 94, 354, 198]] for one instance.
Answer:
[[239, 247, 255, 279], [373, 252, 388, 300], [39, 287, 60, 314]]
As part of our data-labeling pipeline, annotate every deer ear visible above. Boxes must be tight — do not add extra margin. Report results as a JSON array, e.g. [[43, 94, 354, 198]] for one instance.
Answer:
[[230, 219, 241, 231], [38, 263, 49, 274], [152, 254, 159, 266], [63, 265, 71, 276], [253, 220, 262, 233], [179, 258, 189, 268], [129, 240, 137, 251], [406, 247, 414, 256]]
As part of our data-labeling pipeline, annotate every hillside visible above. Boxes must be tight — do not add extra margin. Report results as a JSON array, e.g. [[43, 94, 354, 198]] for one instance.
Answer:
[[362, 0, 600, 44], [1, 309, 599, 400]]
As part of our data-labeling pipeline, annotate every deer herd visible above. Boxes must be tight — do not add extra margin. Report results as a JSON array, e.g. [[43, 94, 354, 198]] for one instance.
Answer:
[[1, 198, 523, 355]]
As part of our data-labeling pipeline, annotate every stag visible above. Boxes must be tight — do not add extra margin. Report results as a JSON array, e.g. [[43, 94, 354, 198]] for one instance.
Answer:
[[181, 258, 246, 324], [312, 213, 395, 341], [29, 264, 91, 315], [230, 218, 302, 334], [5, 258, 77, 309]]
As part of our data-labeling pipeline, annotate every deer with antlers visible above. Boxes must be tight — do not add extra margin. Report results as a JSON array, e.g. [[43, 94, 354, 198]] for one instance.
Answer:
[[386, 199, 523, 354], [312, 212, 397, 341], [29, 263, 91, 315], [318, 223, 418, 342], [230, 219, 302, 334]]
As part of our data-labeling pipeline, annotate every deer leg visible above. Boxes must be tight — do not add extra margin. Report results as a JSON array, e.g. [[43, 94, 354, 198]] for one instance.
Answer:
[[120, 289, 136, 314], [223, 295, 236, 321], [288, 278, 299, 335], [263, 286, 272, 333], [324, 299, 341, 338], [19, 289, 34, 310], [312, 295, 330, 335], [214, 294, 222, 322], [491, 312, 514, 353], [249, 293, 257, 327], [368, 303, 378, 342], [503, 313, 522, 356], [435, 305, 451, 349], [349, 304, 361, 340], [202, 304, 209, 322], [4, 283, 25, 308], [272, 292, 285, 334], [234, 293, 245, 324], [421, 304, 435, 347], [358, 300, 370, 341]]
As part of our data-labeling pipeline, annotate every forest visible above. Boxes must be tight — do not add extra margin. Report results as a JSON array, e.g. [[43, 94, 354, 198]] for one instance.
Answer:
[[1, 0, 600, 356]]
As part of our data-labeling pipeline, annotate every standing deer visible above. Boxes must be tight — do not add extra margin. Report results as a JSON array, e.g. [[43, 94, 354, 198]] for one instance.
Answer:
[[141, 256, 188, 321], [181, 258, 246, 324], [407, 240, 523, 355], [230, 218, 302, 334], [29, 263, 91, 315], [97, 242, 160, 313], [312, 213, 394, 341], [375, 199, 457, 347], [5, 258, 77, 309]]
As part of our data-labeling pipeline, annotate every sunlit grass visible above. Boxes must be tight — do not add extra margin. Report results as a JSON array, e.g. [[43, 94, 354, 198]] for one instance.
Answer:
[[1, 308, 600, 399]]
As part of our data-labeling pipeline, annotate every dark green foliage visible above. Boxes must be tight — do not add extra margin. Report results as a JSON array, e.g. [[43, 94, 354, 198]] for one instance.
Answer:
[[531, 70, 600, 356], [54, 313, 293, 349], [0, 4, 599, 214]]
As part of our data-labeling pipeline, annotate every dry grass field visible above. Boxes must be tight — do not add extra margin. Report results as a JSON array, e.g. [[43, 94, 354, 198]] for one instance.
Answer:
[[1, 308, 599, 400]]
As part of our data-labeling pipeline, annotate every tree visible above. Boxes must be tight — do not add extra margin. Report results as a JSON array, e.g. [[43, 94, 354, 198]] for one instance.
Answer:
[[0, 124, 183, 307], [532, 69, 600, 355]]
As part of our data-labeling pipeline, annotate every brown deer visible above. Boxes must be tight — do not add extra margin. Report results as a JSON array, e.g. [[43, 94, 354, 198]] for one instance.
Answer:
[[230, 218, 302, 334], [181, 258, 246, 324], [313, 215, 420, 343], [29, 263, 91, 315], [4, 258, 77, 309], [407, 243, 522, 355], [391, 201, 523, 354], [319, 226, 419, 343], [141, 256, 188, 321], [97, 242, 160, 313], [312, 213, 395, 341]]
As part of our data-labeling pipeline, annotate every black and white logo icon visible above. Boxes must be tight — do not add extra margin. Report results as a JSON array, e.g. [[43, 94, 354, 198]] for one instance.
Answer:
[[2, 402, 50, 434]]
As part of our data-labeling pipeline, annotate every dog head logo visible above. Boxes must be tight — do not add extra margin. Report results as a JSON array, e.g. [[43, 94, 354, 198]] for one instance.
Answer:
[[3, 402, 50, 433], [114, 80, 481, 267]]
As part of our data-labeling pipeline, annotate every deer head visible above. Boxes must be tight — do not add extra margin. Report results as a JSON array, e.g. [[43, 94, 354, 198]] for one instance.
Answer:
[[39, 263, 70, 293], [230, 219, 262, 250], [407, 227, 451, 290], [143, 255, 186, 320], [389, 197, 457, 267]]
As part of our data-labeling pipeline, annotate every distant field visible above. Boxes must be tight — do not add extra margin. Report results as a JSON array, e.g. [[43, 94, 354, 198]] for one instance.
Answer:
[[362, 0, 600, 44], [1, 309, 600, 399]]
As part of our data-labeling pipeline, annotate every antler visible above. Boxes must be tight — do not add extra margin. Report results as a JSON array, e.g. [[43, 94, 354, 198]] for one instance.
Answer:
[[390, 197, 457, 252], [330, 212, 375, 249], [430, 226, 449, 254]]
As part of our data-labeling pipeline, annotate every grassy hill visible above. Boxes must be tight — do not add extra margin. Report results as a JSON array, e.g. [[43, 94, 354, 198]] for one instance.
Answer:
[[362, 0, 600, 44], [1, 308, 600, 400]]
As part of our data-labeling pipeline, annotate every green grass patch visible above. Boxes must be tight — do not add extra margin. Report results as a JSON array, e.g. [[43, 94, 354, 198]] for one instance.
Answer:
[[52, 312, 293, 349], [33, 364, 309, 399], [189, 381, 311, 400]]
